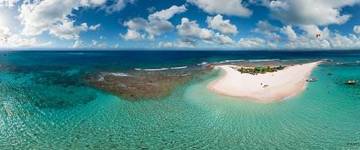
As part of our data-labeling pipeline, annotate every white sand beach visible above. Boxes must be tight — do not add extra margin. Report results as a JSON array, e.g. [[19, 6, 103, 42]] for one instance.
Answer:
[[208, 61, 322, 103]]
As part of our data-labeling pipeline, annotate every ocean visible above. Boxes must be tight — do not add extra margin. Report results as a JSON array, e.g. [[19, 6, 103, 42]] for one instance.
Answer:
[[0, 50, 360, 149]]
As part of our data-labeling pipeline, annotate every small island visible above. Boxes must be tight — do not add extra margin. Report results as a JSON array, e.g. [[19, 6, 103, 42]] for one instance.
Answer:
[[208, 61, 322, 103]]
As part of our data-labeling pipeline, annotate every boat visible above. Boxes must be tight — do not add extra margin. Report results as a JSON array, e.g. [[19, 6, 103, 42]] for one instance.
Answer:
[[306, 78, 317, 82], [345, 80, 357, 85]]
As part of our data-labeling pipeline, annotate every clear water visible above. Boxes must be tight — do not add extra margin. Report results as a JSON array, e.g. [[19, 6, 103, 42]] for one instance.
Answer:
[[0, 51, 360, 149]]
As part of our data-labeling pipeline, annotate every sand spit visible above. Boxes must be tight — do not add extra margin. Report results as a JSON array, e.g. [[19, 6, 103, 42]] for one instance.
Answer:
[[208, 61, 322, 103]]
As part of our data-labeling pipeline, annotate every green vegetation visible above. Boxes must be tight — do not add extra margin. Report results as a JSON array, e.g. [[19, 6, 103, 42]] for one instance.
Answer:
[[237, 65, 285, 75]]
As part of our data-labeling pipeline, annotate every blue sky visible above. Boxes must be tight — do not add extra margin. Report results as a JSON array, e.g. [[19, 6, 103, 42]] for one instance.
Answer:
[[0, 0, 360, 50]]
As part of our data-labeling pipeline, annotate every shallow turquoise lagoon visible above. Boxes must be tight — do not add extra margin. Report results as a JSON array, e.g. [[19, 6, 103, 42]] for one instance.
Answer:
[[0, 51, 360, 149]]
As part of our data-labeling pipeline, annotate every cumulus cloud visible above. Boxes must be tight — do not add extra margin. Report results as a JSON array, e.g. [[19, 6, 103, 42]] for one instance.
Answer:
[[285, 38, 331, 49], [80, 0, 106, 7], [90, 39, 107, 48], [238, 37, 274, 48], [253, 20, 280, 40], [280, 25, 297, 41], [103, 0, 135, 13], [0, 26, 50, 48], [177, 18, 214, 41], [124, 18, 148, 30], [214, 33, 235, 45], [49, 19, 100, 40], [121, 29, 144, 41], [158, 41, 175, 48], [354, 25, 360, 34], [18, 0, 103, 39], [158, 39, 196, 48], [299, 25, 330, 40], [266, 0, 360, 25], [89, 24, 101, 30], [328, 34, 360, 48], [254, 20, 278, 34], [149, 5, 187, 20], [72, 39, 107, 48], [176, 17, 235, 46], [122, 5, 187, 40], [72, 40, 84, 48], [187, 0, 252, 17], [0, 0, 18, 7], [282, 25, 360, 49], [177, 39, 197, 48], [206, 14, 238, 35], [0, 26, 10, 40], [237, 23, 360, 50]]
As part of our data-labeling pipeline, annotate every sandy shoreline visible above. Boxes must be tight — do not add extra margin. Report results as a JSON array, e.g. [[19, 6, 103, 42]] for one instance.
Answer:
[[208, 61, 322, 103]]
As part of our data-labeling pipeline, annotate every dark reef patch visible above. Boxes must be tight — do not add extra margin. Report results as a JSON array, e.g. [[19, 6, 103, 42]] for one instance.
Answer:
[[86, 66, 212, 100]]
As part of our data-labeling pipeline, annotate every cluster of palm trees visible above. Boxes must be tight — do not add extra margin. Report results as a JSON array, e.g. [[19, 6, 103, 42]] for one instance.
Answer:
[[237, 65, 285, 75]]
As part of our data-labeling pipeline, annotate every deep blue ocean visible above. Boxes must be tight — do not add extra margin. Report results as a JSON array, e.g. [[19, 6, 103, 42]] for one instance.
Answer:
[[0, 50, 360, 149]]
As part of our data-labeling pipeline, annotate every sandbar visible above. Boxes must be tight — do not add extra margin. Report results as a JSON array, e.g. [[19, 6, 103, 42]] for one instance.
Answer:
[[208, 61, 322, 103]]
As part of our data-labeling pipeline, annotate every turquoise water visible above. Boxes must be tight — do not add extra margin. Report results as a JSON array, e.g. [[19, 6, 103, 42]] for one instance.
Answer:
[[1, 51, 360, 149]]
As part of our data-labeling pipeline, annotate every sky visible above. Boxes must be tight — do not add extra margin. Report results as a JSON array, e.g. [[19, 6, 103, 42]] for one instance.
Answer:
[[0, 0, 360, 50]]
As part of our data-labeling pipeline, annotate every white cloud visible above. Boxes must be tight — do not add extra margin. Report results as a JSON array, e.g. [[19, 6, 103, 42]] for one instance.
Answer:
[[90, 39, 107, 48], [177, 18, 214, 41], [285, 38, 331, 49], [354, 25, 360, 34], [72, 39, 107, 48], [299, 25, 330, 40], [0, 0, 18, 7], [121, 29, 144, 41], [89, 24, 101, 30], [0, 26, 10, 40], [254, 20, 278, 33], [253, 20, 280, 40], [149, 5, 187, 20], [19, 0, 77, 36], [72, 40, 84, 48], [283, 25, 360, 49], [158, 41, 174, 48], [123, 5, 187, 40], [0, 26, 50, 48], [145, 18, 174, 40], [124, 18, 148, 30], [187, 0, 252, 17], [206, 14, 238, 35], [214, 33, 235, 45], [19, 0, 103, 39], [49, 20, 100, 40], [281, 25, 297, 41], [177, 39, 197, 48], [80, 0, 106, 7], [267, 0, 360, 25], [238, 37, 276, 49], [329, 34, 360, 48], [177, 17, 235, 46], [158, 39, 196, 48], [104, 0, 134, 13]]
